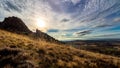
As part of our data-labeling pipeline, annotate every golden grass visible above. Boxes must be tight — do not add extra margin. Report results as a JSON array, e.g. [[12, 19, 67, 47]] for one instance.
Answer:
[[0, 29, 120, 68]]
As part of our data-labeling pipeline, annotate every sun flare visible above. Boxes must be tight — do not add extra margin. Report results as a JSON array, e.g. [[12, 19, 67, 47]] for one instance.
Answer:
[[37, 19, 46, 28], [36, 18, 48, 32]]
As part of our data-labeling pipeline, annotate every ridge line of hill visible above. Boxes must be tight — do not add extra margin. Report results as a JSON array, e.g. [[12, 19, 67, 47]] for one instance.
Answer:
[[0, 16, 63, 44]]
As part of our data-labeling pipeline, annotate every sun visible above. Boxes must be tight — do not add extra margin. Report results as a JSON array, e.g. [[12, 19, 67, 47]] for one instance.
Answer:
[[36, 18, 48, 32], [37, 19, 46, 28]]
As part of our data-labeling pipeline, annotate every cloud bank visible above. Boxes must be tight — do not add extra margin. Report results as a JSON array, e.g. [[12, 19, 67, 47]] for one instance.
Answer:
[[0, 0, 120, 40]]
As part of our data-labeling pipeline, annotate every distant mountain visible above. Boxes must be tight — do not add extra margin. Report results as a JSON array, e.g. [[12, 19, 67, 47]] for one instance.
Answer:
[[0, 16, 62, 44]]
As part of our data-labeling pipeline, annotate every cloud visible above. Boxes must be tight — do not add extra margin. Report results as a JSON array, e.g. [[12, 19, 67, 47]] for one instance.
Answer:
[[47, 29, 59, 32], [71, 0, 80, 4], [61, 18, 70, 22], [1, 1, 22, 12], [114, 17, 120, 22], [74, 30, 93, 36], [94, 24, 112, 28], [0, 0, 120, 40], [62, 28, 86, 32], [93, 33, 120, 38]]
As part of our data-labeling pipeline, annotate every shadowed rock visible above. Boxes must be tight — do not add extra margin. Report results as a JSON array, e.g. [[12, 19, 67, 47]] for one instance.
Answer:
[[35, 29, 62, 44], [0, 16, 32, 34]]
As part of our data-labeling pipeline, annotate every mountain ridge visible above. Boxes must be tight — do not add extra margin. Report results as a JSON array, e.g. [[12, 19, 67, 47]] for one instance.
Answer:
[[0, 16, 62, 44]]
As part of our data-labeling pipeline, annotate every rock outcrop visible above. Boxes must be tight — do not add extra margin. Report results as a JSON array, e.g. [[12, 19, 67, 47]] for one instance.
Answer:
[[0, 16, 31, 34], [0, 16, 62, 44], [35, 29, 61, 43]]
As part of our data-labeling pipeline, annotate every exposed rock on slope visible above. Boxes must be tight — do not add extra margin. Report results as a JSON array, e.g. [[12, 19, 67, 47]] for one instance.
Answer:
[[35, 29, 61, 43], [0, 16, 31, 34]]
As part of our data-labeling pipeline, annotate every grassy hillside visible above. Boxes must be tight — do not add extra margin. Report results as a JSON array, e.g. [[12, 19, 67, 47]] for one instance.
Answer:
[[74, 45, 120, 57], [0, 29, 120, 68]]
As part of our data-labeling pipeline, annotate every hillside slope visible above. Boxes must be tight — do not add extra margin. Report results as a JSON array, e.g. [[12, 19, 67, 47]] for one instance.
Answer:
[[0, 17, 61, 44], [0, 29, 120, 68]]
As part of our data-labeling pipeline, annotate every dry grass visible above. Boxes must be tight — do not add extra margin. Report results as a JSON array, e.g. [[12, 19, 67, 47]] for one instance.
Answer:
[[0, 29, 120, 68]]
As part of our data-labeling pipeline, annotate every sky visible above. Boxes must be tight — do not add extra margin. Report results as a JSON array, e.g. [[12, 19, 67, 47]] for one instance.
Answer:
[[0, 0, 120, 40]]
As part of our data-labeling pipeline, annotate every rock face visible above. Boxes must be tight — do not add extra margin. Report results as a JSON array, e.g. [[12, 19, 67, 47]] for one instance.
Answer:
[[0, 16, 31, 34], [35, 29, 61, 43], [0, 16, 62, 44]]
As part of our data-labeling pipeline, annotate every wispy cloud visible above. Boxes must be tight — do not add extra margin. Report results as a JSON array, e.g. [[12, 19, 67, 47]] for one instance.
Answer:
[[94, 24, 112, 28], [61, 18, 70, 22], [2, 1, 22, 12], [47, 29, 59, 32], [93, 33, 120, 37], [0, 0, 120, 40], [114, 17, 120, 22], [73, 30, 93, 36]]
